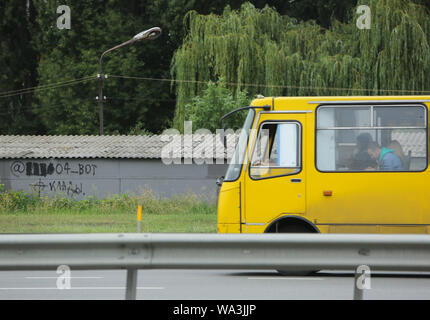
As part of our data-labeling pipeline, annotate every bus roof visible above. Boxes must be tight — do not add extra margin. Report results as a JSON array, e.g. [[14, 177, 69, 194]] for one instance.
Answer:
[[250, 95, 430, 111]]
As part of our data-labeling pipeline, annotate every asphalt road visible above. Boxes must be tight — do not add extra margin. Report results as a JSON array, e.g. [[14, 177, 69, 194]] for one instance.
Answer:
[[0, 269, 430, 300]]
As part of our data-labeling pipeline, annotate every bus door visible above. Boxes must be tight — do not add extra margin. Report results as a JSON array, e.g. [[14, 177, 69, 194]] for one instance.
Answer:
[[243, 113, 307, 232]]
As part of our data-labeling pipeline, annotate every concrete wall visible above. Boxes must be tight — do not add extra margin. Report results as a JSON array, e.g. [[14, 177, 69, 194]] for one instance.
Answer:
[[0, 159, 228, 200]]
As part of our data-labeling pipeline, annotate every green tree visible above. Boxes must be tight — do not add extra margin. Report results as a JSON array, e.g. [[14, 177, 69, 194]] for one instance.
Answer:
[[31, 0, 360, 135], [171, 1, 430, 131], [2, 0, 428, 135], [33, 0, 168, 135], [32, 0, 246, 135], [186, 80, 250, 132], [0, 0, 43, 134]]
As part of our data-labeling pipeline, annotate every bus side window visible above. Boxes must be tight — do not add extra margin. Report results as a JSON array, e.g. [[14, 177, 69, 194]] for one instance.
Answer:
[[316, 105, 427, 172]]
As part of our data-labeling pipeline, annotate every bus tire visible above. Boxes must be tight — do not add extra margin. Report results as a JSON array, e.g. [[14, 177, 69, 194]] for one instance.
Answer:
[[264, 217, 319, 276]]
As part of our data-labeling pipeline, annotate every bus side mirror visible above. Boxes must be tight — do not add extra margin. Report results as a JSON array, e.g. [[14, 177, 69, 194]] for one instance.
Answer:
[[216, 176, 224, 187]]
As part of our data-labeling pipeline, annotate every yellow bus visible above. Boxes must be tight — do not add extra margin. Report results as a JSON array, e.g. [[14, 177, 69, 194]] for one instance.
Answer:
[[217, 96, 430, 234]]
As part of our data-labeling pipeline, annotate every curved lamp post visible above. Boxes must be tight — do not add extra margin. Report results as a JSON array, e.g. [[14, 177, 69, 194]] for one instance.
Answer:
[[98, 27, 162, 135]]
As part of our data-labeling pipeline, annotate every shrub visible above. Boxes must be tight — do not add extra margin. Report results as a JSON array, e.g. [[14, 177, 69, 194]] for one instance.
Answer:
[[185, 80, 250, 132]]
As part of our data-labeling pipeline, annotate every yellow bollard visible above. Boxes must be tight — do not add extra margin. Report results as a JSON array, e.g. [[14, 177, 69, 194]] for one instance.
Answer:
[[137, 205, 142, 233]]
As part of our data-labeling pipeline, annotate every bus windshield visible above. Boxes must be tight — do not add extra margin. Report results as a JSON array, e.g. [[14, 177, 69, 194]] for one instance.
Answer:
[[224, 109, 255, 181]]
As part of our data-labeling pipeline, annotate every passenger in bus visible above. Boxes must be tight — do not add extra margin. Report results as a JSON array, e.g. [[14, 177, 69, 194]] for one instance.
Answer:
[[349, 151, 377, 170], [387, 140, 407, 169], [356, 133, 373, 151], [367, 141, 403, 171], [349, 133, 377, 170]]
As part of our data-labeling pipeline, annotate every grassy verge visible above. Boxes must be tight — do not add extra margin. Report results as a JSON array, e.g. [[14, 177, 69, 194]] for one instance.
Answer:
[[0, 188, 217, 233]]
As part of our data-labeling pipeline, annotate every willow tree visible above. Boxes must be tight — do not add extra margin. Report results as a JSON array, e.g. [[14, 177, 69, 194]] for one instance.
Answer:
[[171, 1, 430, 131]]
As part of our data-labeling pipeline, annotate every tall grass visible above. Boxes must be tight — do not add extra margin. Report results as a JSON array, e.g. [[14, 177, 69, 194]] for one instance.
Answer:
[[0, 183, 217, 217], [0, 184, 218, 233]]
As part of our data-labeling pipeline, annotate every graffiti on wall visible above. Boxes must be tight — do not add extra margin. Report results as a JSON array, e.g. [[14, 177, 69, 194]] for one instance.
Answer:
[[10, 161, 97, 198], [10, 161, 97, 178], [29, 179, 84, 197]]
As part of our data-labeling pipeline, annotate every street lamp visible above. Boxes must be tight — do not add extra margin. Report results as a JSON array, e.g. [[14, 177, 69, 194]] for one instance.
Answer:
[[97, 27, 162, 135]]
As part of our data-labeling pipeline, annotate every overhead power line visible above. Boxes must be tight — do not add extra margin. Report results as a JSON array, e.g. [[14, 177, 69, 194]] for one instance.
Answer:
[[0, 76, 97, 99], [109, 74, 430, 94], [0, 73, 429, 99]]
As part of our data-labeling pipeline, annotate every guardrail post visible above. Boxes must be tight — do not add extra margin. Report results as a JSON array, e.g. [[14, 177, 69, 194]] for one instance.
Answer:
[[125, 268, 138, 300]]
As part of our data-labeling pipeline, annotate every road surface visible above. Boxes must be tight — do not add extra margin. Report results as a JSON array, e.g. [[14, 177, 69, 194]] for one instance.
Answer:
[[0, 269, 430, 300]]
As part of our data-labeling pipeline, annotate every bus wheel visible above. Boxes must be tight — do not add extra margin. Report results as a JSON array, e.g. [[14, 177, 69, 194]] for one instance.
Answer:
[[266, 218, 319, 276]]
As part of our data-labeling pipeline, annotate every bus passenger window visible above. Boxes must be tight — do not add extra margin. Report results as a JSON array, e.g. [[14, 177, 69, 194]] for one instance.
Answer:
[[250, 122, 301, 179], [316, 105, 427, 172]]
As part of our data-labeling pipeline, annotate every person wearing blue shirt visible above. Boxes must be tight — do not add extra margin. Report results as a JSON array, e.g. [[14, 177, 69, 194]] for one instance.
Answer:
[[367, 142, 403, 171]]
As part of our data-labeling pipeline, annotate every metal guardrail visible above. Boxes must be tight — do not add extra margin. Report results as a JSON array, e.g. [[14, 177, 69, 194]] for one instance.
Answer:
[[1, 233, 430, 300]]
